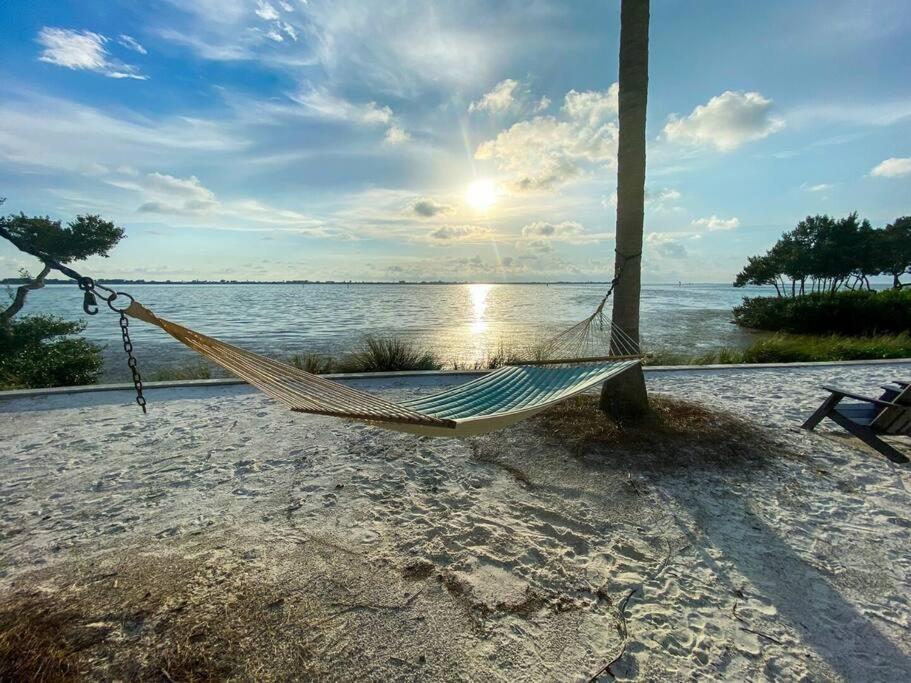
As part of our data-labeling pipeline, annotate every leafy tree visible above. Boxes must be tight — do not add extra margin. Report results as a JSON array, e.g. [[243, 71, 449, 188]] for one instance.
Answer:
[[848, 217, 880, 290], [0, 200, 124, 388], [879, 217, 911, 289], [0, 207, 124, 325], [734, 212, 909, 296], [734, 253, 783, 296]]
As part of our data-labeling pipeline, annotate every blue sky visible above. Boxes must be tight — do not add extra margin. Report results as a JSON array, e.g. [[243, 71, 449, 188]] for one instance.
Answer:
[[0, 0, 909, 282]]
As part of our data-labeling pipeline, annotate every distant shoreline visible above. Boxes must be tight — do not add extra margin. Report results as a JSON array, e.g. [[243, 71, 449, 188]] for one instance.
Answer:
[[4, 278, 739, 287]]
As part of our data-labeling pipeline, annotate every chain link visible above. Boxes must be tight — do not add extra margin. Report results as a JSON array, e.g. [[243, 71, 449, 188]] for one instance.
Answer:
[[119, 312, 147, 413]]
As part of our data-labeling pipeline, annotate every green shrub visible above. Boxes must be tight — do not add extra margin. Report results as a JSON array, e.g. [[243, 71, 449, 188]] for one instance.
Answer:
[[733, 289, 911, 335], [150, 363, 213, 381], [0, 315, 102, 389], [740, 333, 911, 363], [337, 336, 441, 373]]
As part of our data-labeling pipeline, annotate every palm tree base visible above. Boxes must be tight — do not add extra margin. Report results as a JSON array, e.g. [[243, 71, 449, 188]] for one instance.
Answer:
[[599, 363, 649, 421]]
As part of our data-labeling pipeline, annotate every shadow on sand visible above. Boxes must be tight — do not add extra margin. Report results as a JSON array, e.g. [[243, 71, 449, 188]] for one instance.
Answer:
[[661, 481, 911, 680]]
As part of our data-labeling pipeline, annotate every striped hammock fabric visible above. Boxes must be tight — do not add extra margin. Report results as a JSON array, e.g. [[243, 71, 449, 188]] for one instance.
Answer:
[[125, 300, 639, 437]]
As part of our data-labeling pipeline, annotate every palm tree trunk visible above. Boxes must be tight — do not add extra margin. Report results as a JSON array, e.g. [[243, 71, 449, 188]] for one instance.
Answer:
[[601, 0, 650, 419]]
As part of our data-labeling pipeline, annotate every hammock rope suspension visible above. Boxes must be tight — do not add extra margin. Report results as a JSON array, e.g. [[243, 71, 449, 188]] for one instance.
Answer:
[[121, 299, 640, 436], [0, 227, 643, 437]]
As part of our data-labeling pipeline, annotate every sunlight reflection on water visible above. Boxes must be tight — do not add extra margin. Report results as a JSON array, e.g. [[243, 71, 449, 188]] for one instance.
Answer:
[[24, 282, 771, 379], [469, 283, 491, 335]]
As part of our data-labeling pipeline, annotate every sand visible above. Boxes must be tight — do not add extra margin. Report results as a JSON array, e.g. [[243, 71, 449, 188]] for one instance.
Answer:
[[1, 363, 910, 680]]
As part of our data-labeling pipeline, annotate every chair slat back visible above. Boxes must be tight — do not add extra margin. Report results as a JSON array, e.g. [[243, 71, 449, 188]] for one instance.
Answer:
[[872, 383, 911, 434], [890, 382, 911, 405]]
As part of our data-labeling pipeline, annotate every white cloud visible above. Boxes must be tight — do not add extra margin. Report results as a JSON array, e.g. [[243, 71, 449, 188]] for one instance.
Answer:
[[520, 220, 586, 241], [469, 79, 519, 114], [647, 187, 683, 213], [428, 225, 490, 243], [291, 88, 392, 125], [870, 157, 911, 178], [158, 1, 512, 98], [37, 27, 147, 80], [384, 125, 410, 144], [646, 232, 689, 258], [144, 172, 215, 200], [109, 169, 333, 235], [663, 91, 784, 151], [0, 93, 246, 174], [562, 84, 619, 127], [156, 29, 254, 61], [787, 99, 911, 128], [266, 30, 284, 42], [692, 215, 740, 231], [475, 85, 620, 192], [410, 198, 454, 218], [279, 21, 298, 41], [534, 96, 551, 113], [117, 34, 147, 54], [255, 1, 280, 20], [653, 188, 682, 202], [123, 172, 218, 215], [804, 182, 832, 192], [37, 28, 106, 69]]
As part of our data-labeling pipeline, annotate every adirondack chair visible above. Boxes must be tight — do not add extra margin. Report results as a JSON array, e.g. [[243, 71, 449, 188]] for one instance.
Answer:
[[802, 380, 911, 464]]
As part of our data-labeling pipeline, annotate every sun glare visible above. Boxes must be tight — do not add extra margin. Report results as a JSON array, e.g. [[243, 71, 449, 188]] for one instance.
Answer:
[[466, 179, 497, 211]]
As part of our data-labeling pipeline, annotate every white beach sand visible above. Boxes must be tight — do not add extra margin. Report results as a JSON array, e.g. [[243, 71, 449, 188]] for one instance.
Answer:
[[1, 363, 910, 680]]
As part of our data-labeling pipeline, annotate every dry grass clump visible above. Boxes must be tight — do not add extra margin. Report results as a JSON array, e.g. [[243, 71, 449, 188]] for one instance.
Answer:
[[0, 549, 323, 682], [0, 535, 458, 682], [0, 592, 88, 681], [539, 393, 770, 468]]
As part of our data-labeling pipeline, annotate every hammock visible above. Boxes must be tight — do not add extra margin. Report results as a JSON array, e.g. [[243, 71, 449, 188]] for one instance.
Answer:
[[0, 221, 644, 437], [124, 300, 641, 438]]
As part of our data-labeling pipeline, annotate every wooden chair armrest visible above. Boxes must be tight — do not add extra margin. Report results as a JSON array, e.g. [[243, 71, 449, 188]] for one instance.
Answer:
[[822, 386, 899, 408]]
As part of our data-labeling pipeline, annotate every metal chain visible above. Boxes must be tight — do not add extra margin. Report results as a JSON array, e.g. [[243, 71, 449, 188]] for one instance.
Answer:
[[1, 222, 150, 413], [119, 311, 147, 413]]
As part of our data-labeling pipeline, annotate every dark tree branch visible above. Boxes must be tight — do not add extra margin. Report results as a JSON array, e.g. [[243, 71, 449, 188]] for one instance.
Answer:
[[1, 264, 51, 326]]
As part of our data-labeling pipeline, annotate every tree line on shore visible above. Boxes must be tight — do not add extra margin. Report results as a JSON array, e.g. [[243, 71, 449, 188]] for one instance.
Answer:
[[734, 213, 911, 296]]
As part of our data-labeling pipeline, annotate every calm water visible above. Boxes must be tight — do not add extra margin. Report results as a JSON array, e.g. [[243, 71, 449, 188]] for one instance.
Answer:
[[22, 283, 770, 380]]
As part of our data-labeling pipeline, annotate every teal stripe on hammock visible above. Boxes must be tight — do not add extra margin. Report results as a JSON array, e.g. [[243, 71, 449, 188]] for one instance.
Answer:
[[401, 360, 636, 420]]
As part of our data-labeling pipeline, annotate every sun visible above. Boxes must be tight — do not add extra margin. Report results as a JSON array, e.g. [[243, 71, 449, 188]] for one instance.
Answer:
[[466, 178, 497, 211]]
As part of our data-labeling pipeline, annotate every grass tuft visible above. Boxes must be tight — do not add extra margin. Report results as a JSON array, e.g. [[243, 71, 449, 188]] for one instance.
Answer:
[[150, 362, 212, 382], [288, 353, 335, 374], [337, 335, 442, 373]]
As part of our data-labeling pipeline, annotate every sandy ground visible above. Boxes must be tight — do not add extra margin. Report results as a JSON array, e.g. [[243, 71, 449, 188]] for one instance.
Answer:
[[1, 363, 910, 681]]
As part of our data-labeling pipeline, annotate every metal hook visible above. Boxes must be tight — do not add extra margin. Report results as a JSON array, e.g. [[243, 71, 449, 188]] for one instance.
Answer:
[[82, 290, 98, 315], [78, 277, 99, 315]]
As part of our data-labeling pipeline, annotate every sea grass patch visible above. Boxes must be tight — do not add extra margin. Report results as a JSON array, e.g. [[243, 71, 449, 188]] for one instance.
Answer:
[[0, 536, 483, 682], [537, 393, 776, 469]]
